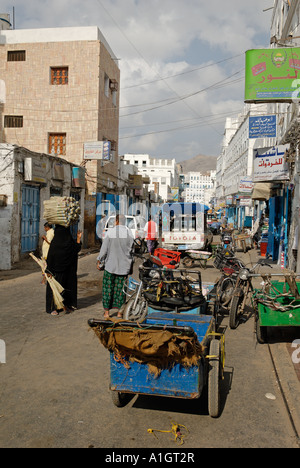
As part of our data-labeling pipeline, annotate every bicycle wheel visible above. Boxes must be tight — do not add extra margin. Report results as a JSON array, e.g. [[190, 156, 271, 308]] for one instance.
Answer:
[[229, 290, 243, 329], [123, 298, 147, 322]]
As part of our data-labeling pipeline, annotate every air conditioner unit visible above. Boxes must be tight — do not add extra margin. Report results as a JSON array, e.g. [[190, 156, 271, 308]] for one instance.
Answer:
[[109, 79, 119, 91]]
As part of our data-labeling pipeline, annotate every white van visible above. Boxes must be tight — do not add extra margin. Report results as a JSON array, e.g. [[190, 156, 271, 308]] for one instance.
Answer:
[[102, 214, 146, 240]]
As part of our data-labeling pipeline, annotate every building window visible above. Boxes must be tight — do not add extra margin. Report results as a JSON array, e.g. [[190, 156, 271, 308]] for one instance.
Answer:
[[7, 50, 26, 62], [51, 67, 68, 85], [4, 115, 23, 128], [104, 74, 110, 97], [49, 133, 66, 156]]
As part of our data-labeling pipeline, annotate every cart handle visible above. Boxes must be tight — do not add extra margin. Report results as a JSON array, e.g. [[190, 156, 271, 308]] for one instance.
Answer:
[[88, 318, 196, 337]]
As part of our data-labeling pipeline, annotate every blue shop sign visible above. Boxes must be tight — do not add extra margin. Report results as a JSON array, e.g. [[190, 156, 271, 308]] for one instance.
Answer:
[[249, 115, 277, 139]]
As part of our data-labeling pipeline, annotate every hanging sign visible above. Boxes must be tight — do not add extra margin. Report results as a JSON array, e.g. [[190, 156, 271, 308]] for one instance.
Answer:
[[245, 48, 300, 103], [83, 141, 111, 161]]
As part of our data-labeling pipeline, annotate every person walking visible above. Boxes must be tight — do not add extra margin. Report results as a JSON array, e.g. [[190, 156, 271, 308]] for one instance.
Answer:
[[144, 216, 158, 255], [97, 214, 134, 319], [45, 225, 82, 316], [42, 222, 55, 261]]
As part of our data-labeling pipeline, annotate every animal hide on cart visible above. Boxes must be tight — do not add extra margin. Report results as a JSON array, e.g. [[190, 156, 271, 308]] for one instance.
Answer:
[[92, 324, 204, 377]]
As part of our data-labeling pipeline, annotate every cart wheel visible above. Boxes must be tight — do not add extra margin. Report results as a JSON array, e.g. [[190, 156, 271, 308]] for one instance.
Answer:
[[208, 339, 221, 418], [183, 257, 194, 268], [123, 298, 147, 323], [256, 317, 268, 344], [111, 391, 129, 408], [229, 291, 243, 329]]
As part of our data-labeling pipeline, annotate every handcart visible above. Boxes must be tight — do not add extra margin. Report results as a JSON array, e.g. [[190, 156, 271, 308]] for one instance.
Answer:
[[182, 250, 212, 269], [88, 311, 225, 418], [234, 234, 252, 253], [153, 248, 181, 269], [254, 273, 300, 344]]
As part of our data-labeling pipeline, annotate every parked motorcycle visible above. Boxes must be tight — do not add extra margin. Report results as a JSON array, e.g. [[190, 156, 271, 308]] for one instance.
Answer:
[[221, 230, 234, 251]]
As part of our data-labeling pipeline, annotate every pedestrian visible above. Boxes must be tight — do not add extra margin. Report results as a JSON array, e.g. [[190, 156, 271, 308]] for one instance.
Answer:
[[97, 214, 134, 319], [96, 209, 109, 242], [45, 225, 82, 316], [42, 222, 55, 261], [144, 216, 158, 255]]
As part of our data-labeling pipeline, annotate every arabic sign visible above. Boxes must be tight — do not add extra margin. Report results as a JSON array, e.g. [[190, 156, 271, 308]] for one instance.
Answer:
[[245, 48, 300, 103], [253, 145, 290, 182], [83, 141, 111, 160], [238, 176, 253, 194], [249, 115, 277, 139]]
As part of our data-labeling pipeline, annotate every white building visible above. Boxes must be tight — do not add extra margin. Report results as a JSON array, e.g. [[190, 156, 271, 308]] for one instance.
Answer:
[[122, 154, 179, 202], [184, 171, 216, 205], [216, 103, 277, 226], [269, 0, 300, 271]]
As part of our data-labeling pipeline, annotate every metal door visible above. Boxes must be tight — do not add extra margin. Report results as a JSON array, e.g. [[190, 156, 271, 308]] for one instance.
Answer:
[[267, 196, 284, 261], [21, 185, 40, 253]]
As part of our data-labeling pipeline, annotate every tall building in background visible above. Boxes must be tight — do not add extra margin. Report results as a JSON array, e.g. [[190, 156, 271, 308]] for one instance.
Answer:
[[0, 25, 120, 245]]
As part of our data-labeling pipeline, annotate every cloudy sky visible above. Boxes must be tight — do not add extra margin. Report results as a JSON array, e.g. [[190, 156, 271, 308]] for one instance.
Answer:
[[1, 0, 274, 162]]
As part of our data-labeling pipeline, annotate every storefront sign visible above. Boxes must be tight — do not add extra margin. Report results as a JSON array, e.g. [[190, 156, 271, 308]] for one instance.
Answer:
[[24, 158, 47, 184], [249, 115, 277, 138], [245, 48, 300, 103], [238, 176, 253, 194], [128, 175, 143, 190], [84, 141, 111, 161], [239, 196, 252, 207], [72, 167, 85, 188], [253, 145, 290, 182], [53, 162, 64, 180]]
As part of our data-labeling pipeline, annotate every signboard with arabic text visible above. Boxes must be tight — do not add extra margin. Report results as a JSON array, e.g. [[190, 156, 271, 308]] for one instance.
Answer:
[[83, 141, 111, 161], [238, 176, 253, 194], [245, 48, 300, 103], [249, 115, 277, 139], [253, 145, 289, 182]]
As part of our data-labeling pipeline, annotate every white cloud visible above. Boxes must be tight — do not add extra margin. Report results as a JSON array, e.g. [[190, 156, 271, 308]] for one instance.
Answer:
[[1, 0, 274, 160]]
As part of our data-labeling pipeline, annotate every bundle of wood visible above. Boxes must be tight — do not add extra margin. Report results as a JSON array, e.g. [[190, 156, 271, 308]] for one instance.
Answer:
[[43, 197, 81, 227]]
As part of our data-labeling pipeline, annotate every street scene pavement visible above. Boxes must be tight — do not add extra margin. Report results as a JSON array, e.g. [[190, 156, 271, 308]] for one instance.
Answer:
[[0, 242, 300, 449]]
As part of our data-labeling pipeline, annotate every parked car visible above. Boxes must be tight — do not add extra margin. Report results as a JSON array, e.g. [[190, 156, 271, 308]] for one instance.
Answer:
[[101, 214, 146, 240]]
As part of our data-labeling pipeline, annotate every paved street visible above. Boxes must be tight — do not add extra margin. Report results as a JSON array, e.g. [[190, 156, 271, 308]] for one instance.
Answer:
[[0, 246, 300, 449]]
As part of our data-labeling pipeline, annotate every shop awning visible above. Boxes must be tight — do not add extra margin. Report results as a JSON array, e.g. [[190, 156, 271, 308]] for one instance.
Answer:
[[251, 183, 272, 200]]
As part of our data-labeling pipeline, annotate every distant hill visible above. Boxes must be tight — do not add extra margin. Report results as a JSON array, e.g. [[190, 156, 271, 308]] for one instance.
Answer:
[[179, 154, 217, 174]]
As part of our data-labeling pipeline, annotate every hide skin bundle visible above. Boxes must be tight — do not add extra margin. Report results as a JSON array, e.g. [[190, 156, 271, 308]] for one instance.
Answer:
[[43, 197, 81, 227]]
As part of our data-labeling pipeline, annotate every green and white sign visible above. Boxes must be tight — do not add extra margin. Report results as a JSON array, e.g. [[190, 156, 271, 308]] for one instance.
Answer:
[[245, 48, 300, 103]]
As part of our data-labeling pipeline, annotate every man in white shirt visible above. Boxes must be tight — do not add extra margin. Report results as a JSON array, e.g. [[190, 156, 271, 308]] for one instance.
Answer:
[[97, 214, 134, 319]]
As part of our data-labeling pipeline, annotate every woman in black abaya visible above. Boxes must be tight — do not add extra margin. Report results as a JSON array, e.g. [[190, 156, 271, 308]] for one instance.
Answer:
[[46, 225, 82, 315]]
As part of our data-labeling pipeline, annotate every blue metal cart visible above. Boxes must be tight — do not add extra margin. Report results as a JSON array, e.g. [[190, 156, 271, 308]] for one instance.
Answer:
[[88, 311, 225, 418]]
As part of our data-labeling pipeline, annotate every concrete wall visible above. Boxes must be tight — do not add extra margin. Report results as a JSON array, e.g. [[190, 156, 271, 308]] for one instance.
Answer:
[[0, 144, 84, 270]]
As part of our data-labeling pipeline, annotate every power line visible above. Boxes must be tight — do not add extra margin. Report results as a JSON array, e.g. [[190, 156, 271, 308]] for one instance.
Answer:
[[122, 53, 244, 89]]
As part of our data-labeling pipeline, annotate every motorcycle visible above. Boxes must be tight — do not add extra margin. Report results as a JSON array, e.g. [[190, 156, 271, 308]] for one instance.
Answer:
[[221, 230, 234, 251]]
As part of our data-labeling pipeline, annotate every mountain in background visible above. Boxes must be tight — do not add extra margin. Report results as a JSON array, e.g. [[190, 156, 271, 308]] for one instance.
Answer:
[[179, 154, 217, 174]]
